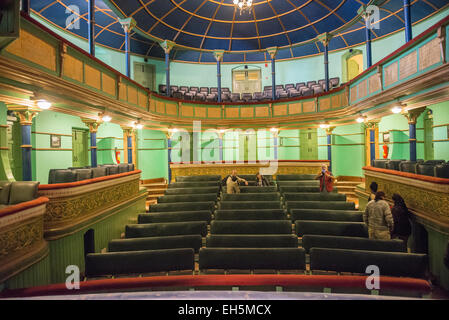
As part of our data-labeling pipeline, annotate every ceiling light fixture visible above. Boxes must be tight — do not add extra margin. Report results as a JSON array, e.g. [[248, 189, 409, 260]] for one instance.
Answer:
[[233, 0, 252, 15], [392, 106, 402, 114], [320, 123, 330, 129], [270, 127, 279, 132], [36, 100, 51, 110], [102, 115, 112, 122]]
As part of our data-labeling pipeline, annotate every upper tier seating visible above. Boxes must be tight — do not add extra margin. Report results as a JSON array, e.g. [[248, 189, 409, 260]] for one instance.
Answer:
[[48, 163, 134, 184], [199, 248, 306, 271], [0, 181, 39, 209], [159, 78, 341, 101], [108, 235, 203, 253], [435, 162, 449, 178], [310, 248, 428, 278], [295, 221, 368, 237], [302, 235, 406, 254], [85, 249, 195, 277], [372, 159, 449, 178]]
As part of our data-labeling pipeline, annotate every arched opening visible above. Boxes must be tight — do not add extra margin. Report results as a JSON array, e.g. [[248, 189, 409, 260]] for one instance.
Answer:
[[342, 49, 364, 83]]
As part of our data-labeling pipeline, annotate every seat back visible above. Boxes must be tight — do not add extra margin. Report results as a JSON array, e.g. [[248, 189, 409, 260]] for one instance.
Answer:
[[75, 169, 92, 181], [125, 221, 208, 238], [221, 192, 280, 202], [290, 209, 363, 222], [157, 193, 218, 203], [215, 209, 287, 220], [276, 174, 316, 181], [373, 159, 389, 169], [175, 175, 221, 182], [0, 181, 12, 205], [165, 186, 220, 195], [218, 201, 282, 210], [91, 167, 107, 178], [386, 159, 405, 171], [287, 201, 355, 211], [416, 163, 436, 176], [8, 181, 39, 205], [149, 201, 216, 212], [295, 220, 368, 237], [118, 163, 129, 173], [302, 235, 406, 254], [310, 248, 428, 278], [54, 169, 76, 184], [210, 220, 292, 234], [435, 163, 449, 178], [85, 249, 194, 277], [283, 192, 346, 202], [108, 235, 202, 253], [206, 235, 298, 248], [138, 211, 212, 224]]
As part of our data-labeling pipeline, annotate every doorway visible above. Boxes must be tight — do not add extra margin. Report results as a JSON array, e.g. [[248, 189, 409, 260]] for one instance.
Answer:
[[72, 128, 89, 167], [232, 67, 262, 95], [300, 128, 318, 160]]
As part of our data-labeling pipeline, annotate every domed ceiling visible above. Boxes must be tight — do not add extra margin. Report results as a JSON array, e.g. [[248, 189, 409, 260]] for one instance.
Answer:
[[30, 0, 449, 63]]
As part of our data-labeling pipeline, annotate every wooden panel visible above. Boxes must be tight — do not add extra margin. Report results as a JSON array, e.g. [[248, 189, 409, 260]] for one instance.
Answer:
[[156, 101, 166, 114], [102, 73, 116, 96], [119, 83, 127, 100], [384, 61, 398, 87], [419, 37, 441, 71], [208, 108, 222, 118], [138, 91, 148, 109], [319, 98, 331, 111], [350, 86, 358, 102], [6, 30, 56, 71], [127, 86, 138, 105], [240, 107, 254, 118], [165, 103, 177, 116], [369, 74, 381, 94], [331, 94, 341, 109], [289, 103, 301, 115], [255, 106, 269, 117], [399, 50, 417, 80], [149, 99, 156, 112], [358, 79, 368, 99], [181, 105, 194, 117], [273, 104, 287, 116], [195, 107, 207, 118], [225, 107, 239, 118], [62, 54, 83, 83], [84, 64, 101, 90], [302, 101, 315, 113]]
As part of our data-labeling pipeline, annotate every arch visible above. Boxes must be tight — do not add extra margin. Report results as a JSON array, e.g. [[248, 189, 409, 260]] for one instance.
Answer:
[[342, 49, 364, 83]]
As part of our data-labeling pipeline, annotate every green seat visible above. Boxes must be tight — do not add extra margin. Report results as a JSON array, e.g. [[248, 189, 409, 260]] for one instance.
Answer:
[[165, 187, 220, 195], [221, 192, 280, 202], [74, 169, 92, 181], [283, 192, 346, 202], [108, 235, 203, 253], [287, 201, 355, 211], [210, 220, 291, 234], [176, 175, 221, 182], [236, 174, 274, 182], [290, 209, 363, 222], [302, 235, 406, 254], [0, 181, 12, 205], [91, 167, 107, 178], [150, 201, 215, 212], [279, 186, 321, 193], [276, 174, 317, 181], [310, 248, 428, 278], [167, 181, 221, 188], [218, 201, 282, 210], [85, 248, 194, 277], [126, 221, 208, 238], [215, 209, 287, 220], [9, 181, 39, 205], [53, 169, 76, 183], [157, 194, 218, 203], [138, 211, 212, 223], [276, 181, 319, 187], [206, 234, 298, 248], [199, 248, 306, 270], [238, 186, 277, 193], [295, 220, 368, 237]]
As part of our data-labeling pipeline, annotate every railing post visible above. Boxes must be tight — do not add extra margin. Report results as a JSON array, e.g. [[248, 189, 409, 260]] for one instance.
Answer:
[[214, 50, 224, 103], [160, 40, 176, 97], [267, 47, 278, 100]]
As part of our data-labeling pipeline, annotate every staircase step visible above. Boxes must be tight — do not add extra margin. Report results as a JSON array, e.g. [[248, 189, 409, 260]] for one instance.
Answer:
[[146, 188, 167, 195], [141, 183, 167, 188]]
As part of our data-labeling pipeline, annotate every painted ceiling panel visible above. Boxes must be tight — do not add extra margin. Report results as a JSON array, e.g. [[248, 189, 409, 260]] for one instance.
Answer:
[[30, 0, 448, 63]]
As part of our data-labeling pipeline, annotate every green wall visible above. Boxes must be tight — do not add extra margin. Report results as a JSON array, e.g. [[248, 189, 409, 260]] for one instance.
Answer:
[[332, 124, 366, 177], [136, 129, 168, 180], [430, 101, 449, 160]]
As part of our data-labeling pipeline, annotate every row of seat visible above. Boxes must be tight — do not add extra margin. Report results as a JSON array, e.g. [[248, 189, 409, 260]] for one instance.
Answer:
[[85, 247, 427, 279], [48, 163, 135, 184], [0, 181, 39, 209], [372, 159, 449, 178], [158, 78, 341, 102]]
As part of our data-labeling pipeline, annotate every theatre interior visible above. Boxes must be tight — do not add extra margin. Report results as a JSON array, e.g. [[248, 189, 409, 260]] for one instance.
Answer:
[[0, 0, 449, 300]]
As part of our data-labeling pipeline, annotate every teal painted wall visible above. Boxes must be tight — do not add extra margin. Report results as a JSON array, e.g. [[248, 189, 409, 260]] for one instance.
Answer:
[[331, 124, 365, 177], [279, 130, 300, 160], [429, 101, 449, 160], [97, 121, 124, 165], [137, 129, 168, 180]]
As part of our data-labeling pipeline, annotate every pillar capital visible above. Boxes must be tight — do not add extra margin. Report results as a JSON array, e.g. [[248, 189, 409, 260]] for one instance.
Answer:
[[266, 47, 278, 60], [363, 120, 380, 129], [160, 40, 176, 54], [325, 126, 336, 135], [82, 118, 102, 133], [7, 105, 40, 125], [118, 17, 136, 33], [213, 50, 225, 62], [317, 32, 333, 47], [402, 107, 426, 125]]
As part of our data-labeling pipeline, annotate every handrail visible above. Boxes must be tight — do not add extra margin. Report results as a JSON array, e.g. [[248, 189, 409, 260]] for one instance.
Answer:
[[0, 197, 49, 219], [363, 166, 449, 185]]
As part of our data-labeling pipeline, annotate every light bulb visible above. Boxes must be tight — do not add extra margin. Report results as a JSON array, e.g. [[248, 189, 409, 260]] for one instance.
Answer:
[[37, 100, 51, 110], [102, 115, 111, 122], [392, 106, 402, 114], [270, 127, 278, 132], [136, 124, 143, 130], [320, 124, 330, 129], [356, 117, 365, 123]]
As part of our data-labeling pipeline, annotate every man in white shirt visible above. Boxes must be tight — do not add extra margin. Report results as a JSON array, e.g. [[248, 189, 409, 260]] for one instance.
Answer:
[[226, 170, 248, 194]]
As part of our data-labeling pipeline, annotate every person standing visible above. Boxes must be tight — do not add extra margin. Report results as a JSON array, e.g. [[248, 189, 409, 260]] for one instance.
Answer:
[[225, 170, 248, 194], [315, 164, 335, 193], [363, 191, 394, 240], [390, 194, 411, 247], [369, 181, 378, 201]]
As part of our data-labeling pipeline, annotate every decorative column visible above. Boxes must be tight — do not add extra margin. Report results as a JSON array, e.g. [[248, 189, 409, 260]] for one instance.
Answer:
[[160, 40, 176, 97], [404, 0, 412, 43], [82, 119, 102, 168], [21, 0, 30, 15], [359, 6, 373, 68], [364, 121, 380, 166], [214, 50, 225, 103], [122, 126, 134, 164], [267, 47, 278, 100], [273, 131, 279, 161], [325, 126, 336, 172], [318, 33, 333, 92], [166, 132, 172, 183], [218, 132, 224, 162], [88, 0, 95, 56], [402, 107, 426, 162], [7, 105, 40, 181], [119, 18, 136, 78]]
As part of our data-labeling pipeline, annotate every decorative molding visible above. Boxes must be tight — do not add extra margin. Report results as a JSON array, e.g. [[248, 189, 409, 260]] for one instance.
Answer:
[[402, 106, 427, 125], [82, 118, 102, 133], [6, 105, 40, 125]]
